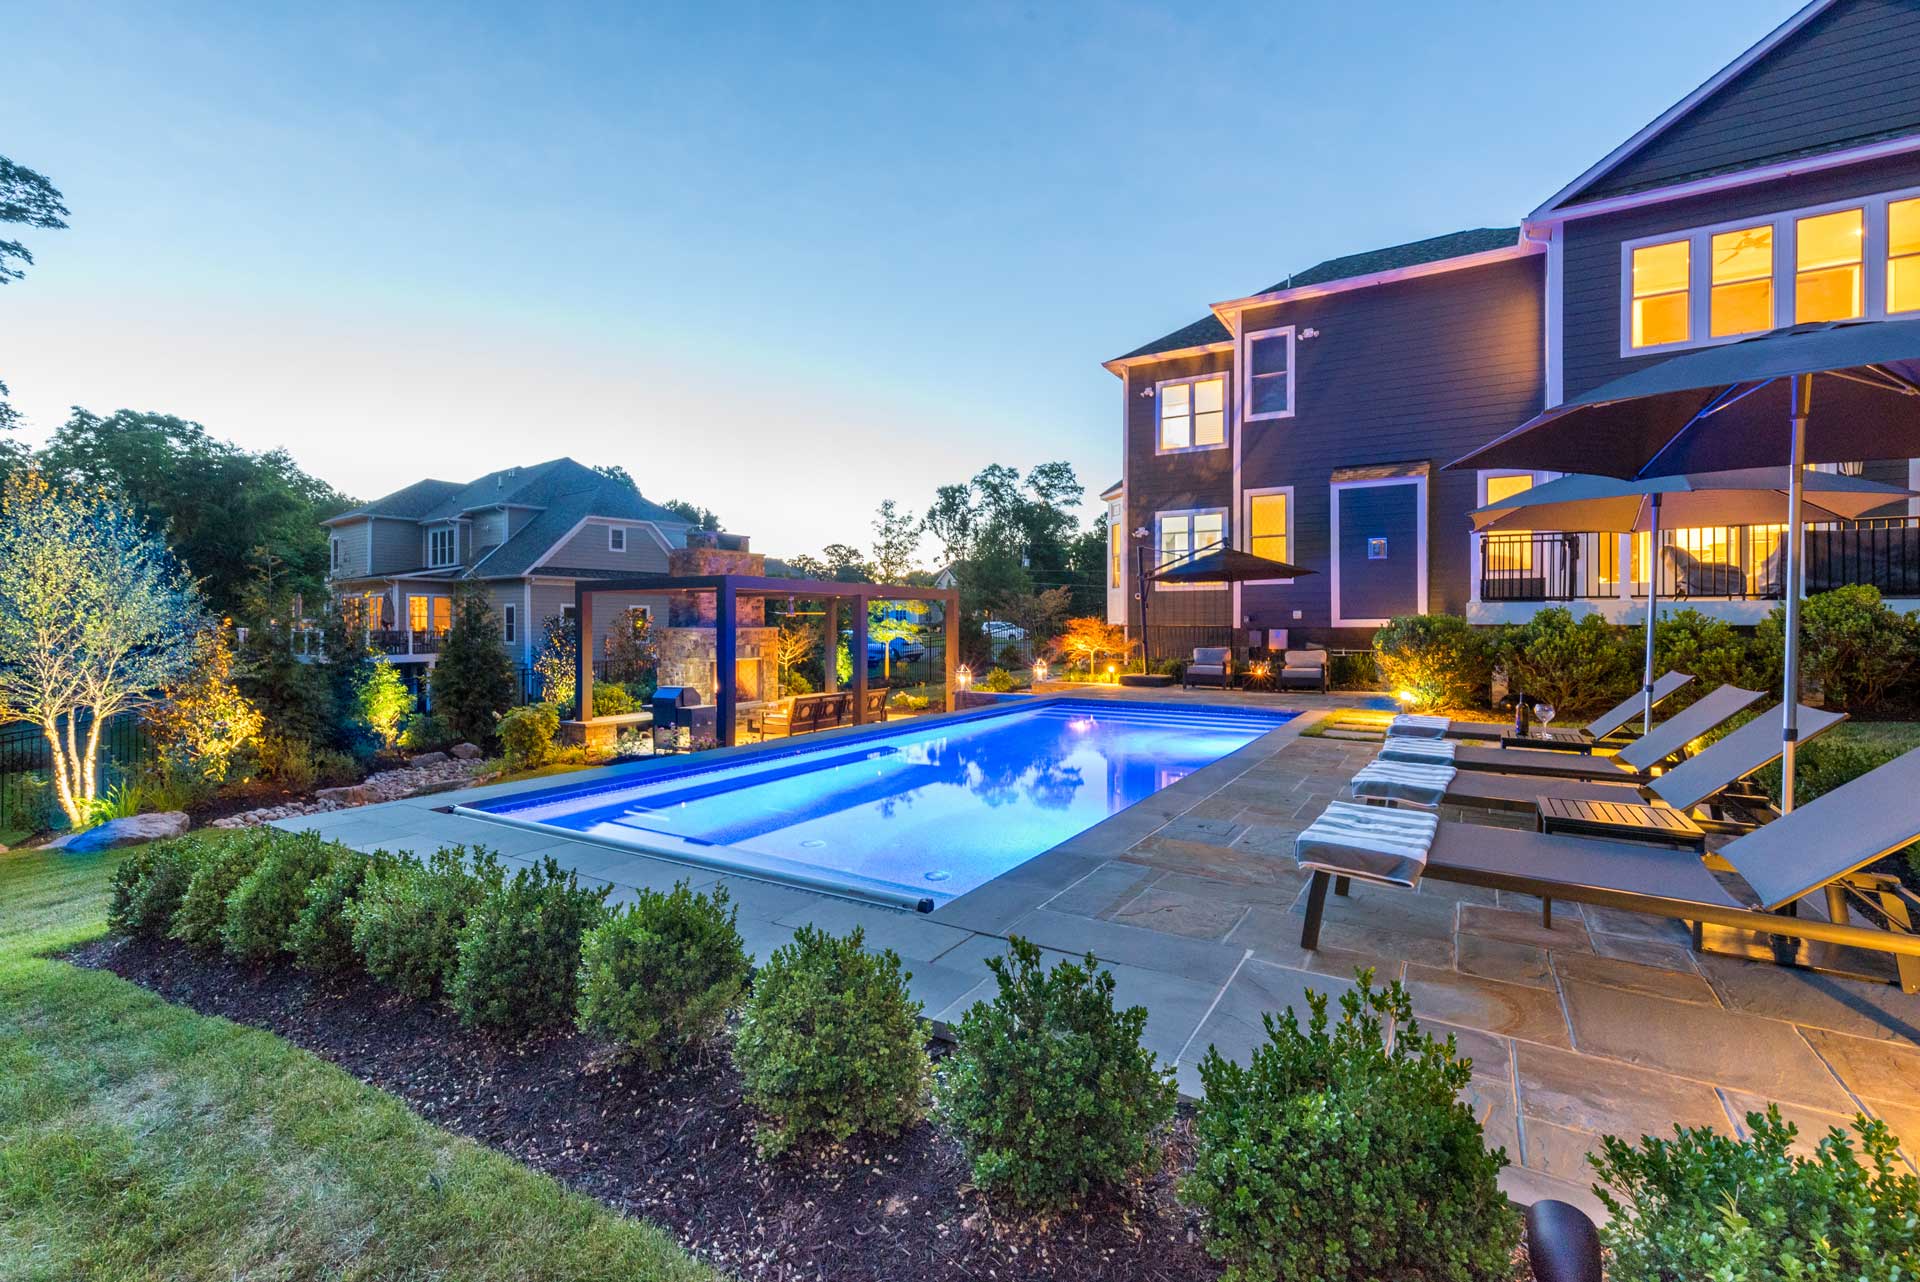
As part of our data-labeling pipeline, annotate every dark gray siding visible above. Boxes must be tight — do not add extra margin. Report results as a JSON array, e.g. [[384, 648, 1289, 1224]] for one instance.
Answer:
[[1560, 151, 1920, 399], [1571, 0, 1920, 203], [1120, 254, 1544, 646], [1336, 483, 1420, 621]]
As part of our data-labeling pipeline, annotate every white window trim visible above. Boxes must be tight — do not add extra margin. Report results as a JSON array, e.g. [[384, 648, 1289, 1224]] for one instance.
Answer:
[[1153, 372, 1230, 456], [1153, 506, 1228, 592], [329, 536, 341, 572], [1240, 485, 1296, 584], [502, 602, 517, 645], [427, 523, 458, 568], [1240, 325, 1296, 422], [1618, 183, 1920, 357], [1329, 475, 1428, 629], [607, 525, 627, 552]]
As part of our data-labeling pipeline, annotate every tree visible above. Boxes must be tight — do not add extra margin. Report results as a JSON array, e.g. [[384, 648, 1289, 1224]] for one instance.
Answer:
[[924, 483, 977, 565], [1003, 588, 1072, 654], [869, 499, 922, 583], [773, 619, 816, 689], [1057, 616, 1131, 678], [144, 621, 265, 786], [0, 469, 203, 826], [662, 498, 723, 532], [602, 607, 658, 687], [430, 590, 515, 743], [0, 156, 68, 287], [870, 600, 930, 681], [819, 543, 872, 582], [356, 657, 413, 751], [236, 583, 349, 749], [532, 612, 578, 707]]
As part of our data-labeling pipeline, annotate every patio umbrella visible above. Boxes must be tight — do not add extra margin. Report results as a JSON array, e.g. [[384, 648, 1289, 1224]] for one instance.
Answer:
[[1469, 468, 1916, 732], [1148, 546, 1315, 670], [1452, 318, 1920, 816]]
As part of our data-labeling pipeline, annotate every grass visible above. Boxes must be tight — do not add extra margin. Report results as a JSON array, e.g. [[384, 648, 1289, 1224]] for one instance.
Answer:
[[0, 845, 713, 1282]]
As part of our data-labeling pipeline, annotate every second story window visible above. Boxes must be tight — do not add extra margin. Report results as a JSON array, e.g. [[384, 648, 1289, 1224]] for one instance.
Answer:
[[608, 526, 627, 552], [1630, 240, 1690, 348], [1157, 375, 1225, 452], [1710, 225, 1772, 337], [1893, 197, 1920, 314], [1156, 508, 1225, 569], [1794, 207, 1863, 323], [329, 536, 341, 572], [1242, 326, 1295, 421], [428, 526, 456, 567]]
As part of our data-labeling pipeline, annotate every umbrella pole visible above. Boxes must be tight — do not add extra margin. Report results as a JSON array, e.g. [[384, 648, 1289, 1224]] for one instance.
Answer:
[[1781, 374, 1810, 818], [1642, 493, 1661, 734]]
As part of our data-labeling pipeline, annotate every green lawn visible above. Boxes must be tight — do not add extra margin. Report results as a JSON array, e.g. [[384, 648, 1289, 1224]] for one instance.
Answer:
[[0, 846, 712, 1282]]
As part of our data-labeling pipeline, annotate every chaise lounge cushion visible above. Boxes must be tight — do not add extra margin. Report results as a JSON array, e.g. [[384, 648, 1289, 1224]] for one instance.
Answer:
[[1379, 737, 1458, 764], [1352, 756, 1455, 807], [1388, 713, 1450, 738], [1295, 800, 1438, 889]]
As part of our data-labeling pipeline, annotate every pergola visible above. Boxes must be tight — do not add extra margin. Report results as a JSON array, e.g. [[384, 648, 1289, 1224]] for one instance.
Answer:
[[572, 574, 961, 748]]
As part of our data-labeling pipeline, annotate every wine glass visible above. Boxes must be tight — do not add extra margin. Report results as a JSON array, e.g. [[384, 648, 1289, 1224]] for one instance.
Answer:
[[1534, 702, 1556, 732]]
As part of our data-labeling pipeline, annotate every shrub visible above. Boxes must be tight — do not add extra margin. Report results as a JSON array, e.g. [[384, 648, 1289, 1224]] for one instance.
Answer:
[[1372, 614, 1490, 711], [1593, 1106, 1919, 1282], [1498, 606, 1635, 716], [347, 845, 503, 1000], [143, 623, 264, 786], [1327, 651, 1380, 691], [451, 855, 610, 1033], [108, 839, 204, 939], [355, 657, 413, 751], [1755, 584, 1920, 711], [1651, 606, 1757, 712], [895, 692, 931, 712], [938, 938, 1177, 1210], [591, 683, 635, 717], [497, 703, 561, 769], [978, 666, 1020, 693], [253, 731, 320, 791], [733, 925, 932, 1156], [169, 832, 273, 951], [1183, 974, 1517, 1282], [398, 711, 453, 753], [289, 849, 387, 974], [779, 668, 814, 696], [576, 881, 750, 1066], [222, 830, 342, 963]]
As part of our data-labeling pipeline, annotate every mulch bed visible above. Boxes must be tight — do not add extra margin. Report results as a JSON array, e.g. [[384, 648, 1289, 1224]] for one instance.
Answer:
[[69, 936, 1221, 1282]]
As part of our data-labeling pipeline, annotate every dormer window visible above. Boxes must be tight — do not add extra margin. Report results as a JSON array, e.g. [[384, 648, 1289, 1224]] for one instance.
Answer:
[[428, 526, 457, 567], [608, 526, 627, 552]]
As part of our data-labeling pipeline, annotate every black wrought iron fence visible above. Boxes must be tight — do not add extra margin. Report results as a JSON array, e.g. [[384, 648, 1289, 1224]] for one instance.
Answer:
[[0, 712, 152, 837]]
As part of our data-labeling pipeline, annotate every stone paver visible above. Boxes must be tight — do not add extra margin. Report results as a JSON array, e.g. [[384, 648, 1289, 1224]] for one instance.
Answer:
[[1403, 964, 1574, 1048]]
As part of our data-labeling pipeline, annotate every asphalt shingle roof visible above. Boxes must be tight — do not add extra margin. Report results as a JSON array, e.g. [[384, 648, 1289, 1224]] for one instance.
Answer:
[[1111, 227, 1521, 365]]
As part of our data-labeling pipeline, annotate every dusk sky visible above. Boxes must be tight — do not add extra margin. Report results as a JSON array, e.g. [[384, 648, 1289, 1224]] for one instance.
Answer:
[[4, 0, 1801, 560]]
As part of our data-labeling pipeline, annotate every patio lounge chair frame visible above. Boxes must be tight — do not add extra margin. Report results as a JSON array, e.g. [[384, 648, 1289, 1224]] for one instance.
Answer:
[[1442, 684, 1765, 782], [1300, 745, 1920, 993], [1443, 670, 1695, 744]]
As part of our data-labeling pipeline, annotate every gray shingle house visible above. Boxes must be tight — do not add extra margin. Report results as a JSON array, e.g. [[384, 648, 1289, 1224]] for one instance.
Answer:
[[1105, 0, 1920, 652], [323, 457, 732, 674]]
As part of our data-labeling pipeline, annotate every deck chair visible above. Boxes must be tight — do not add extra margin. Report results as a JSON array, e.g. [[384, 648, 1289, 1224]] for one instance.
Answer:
[[1293, 745, 1920, 993], [1437, 671, 1695, 744], [1428, 704, 1846, 818], [1430, 684, 1763, 782]]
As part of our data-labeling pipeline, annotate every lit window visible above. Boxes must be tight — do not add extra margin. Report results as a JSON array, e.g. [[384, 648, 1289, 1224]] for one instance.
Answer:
[[1710, 225, 1773, 336], [428, 526, 457, 567], [1243, 327, 1294, 420], [1631, 240, 1690, 347], [1108, 522, 1123, 588], [1158, 376, 1225, 451], [1156, 510, 1225, 569], [408, 596, 451, 633], [1247, 492, 1289, 563], [1483, 473, 1535, 572], [1891, 197, 1920, 314], [1795, 208, 1863, 322], [608, 526, 626, 552]]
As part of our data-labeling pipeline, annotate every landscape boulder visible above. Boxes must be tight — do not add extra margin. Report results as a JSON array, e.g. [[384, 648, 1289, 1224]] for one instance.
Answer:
[[45, 811, 191, 852], [314, 784, 373, 806], [410, 751, 451, 766], [449, 742, 483, 760]]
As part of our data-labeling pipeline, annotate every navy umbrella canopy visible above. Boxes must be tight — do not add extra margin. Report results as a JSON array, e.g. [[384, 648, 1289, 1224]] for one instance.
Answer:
[[1150, 546, 1316, 583]]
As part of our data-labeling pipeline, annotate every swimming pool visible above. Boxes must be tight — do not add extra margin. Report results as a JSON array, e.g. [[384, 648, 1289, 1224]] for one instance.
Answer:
[[455, 698, 1294, 911]]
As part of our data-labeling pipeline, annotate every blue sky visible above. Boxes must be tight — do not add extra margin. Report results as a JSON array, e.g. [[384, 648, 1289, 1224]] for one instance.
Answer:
[[3, 0, 1803, 558]]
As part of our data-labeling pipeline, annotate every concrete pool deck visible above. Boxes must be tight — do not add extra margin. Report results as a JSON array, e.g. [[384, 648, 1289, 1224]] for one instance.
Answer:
[[275, 695, 1920, 1219]]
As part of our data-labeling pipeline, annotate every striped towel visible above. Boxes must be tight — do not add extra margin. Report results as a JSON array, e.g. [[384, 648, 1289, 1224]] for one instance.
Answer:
[[1387, 713, 1450, 739], [1351, 756, 1455, 807], [1295, 800, 1437, 888], [1380, 737, 1457, 765]]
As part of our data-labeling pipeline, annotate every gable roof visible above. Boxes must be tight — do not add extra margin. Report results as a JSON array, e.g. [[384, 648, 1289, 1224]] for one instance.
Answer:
[[1534, 0, 1920, 216], [1106, 227, 1524, 370]]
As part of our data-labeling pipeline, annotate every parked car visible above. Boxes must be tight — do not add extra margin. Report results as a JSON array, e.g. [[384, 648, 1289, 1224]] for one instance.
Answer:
[[980, 620, 1026, 641], [867, 637, 926, 665]]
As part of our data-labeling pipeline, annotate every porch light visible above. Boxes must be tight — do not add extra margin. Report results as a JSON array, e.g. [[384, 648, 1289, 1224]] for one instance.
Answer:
[[956, 664, 972, 690]]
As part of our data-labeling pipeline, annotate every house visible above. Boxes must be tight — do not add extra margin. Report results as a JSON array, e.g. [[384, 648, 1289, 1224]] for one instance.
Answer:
[[322, 457, 741, 683], [1106, 0, 1920, 652]]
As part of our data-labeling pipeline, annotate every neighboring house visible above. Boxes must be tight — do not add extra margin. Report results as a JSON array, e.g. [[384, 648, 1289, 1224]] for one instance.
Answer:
[[1107, 0, 1920, 650], [322, 457, 735, 684]]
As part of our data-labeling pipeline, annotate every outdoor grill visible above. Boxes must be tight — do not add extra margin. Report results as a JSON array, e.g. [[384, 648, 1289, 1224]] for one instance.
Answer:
[[651, 685, 716, 751]]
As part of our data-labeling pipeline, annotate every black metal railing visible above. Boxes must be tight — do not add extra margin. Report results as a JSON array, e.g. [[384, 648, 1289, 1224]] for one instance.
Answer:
[[1480, 516, 1920, 603], [1, 713, 152, 838]]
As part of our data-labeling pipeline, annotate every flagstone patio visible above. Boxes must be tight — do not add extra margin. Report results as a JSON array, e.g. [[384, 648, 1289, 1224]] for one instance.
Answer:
[[276, 702, 1920, 1221]]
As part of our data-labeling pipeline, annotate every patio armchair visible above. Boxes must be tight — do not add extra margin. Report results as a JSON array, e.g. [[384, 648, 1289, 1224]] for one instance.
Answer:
[[1292, 742, 1920, 994], [1277, 648, 1329, 693], [1183, 646, 1232, 689]]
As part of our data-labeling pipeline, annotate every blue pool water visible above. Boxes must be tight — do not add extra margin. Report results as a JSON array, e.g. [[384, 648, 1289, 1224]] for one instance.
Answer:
[[459, 698, 1293, 909]]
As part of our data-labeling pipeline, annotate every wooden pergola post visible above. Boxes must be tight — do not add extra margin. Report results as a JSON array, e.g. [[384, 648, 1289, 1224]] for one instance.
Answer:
[[942, 588, 958, 710], [851, 593, 870, 725], [572, 583, 594, 722], [716, 581, 738, 746]]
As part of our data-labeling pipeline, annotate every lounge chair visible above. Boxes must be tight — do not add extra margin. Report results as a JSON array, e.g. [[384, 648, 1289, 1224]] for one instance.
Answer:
[[1277, 648, 1329, 693], [1362, 704, 1846, 821], [1292, 745, 1920, 993], [757, 690, 855, 738], [1429, 671, 1695, 744], [1384, 683, 1760, 782], [1184, 646, 1232, 690]]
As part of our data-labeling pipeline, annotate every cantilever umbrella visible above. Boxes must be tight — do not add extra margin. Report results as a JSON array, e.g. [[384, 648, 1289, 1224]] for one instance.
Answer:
[[1148, 546, 1315, 667], [1452, 318, 1920, 816], [1469, 468, 1915, 732]]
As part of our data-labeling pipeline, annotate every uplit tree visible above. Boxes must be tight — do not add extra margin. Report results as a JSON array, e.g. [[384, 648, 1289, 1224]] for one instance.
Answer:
[[355, 656, 413, 751], [0, 469, 203, 826], [144, 620, 265, 785], [533, 612, 578, 707], [602, 607, 657, 687], [773, 619, 817, 691], [1057, 616, 1131, 678]]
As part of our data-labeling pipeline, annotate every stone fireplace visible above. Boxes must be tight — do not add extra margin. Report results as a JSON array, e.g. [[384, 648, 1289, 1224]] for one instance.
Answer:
[[654, 534, 780, 709]]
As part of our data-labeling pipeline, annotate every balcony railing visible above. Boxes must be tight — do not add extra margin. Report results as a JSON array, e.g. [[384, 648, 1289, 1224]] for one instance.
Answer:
[[1479, 516, 1920, 603]]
